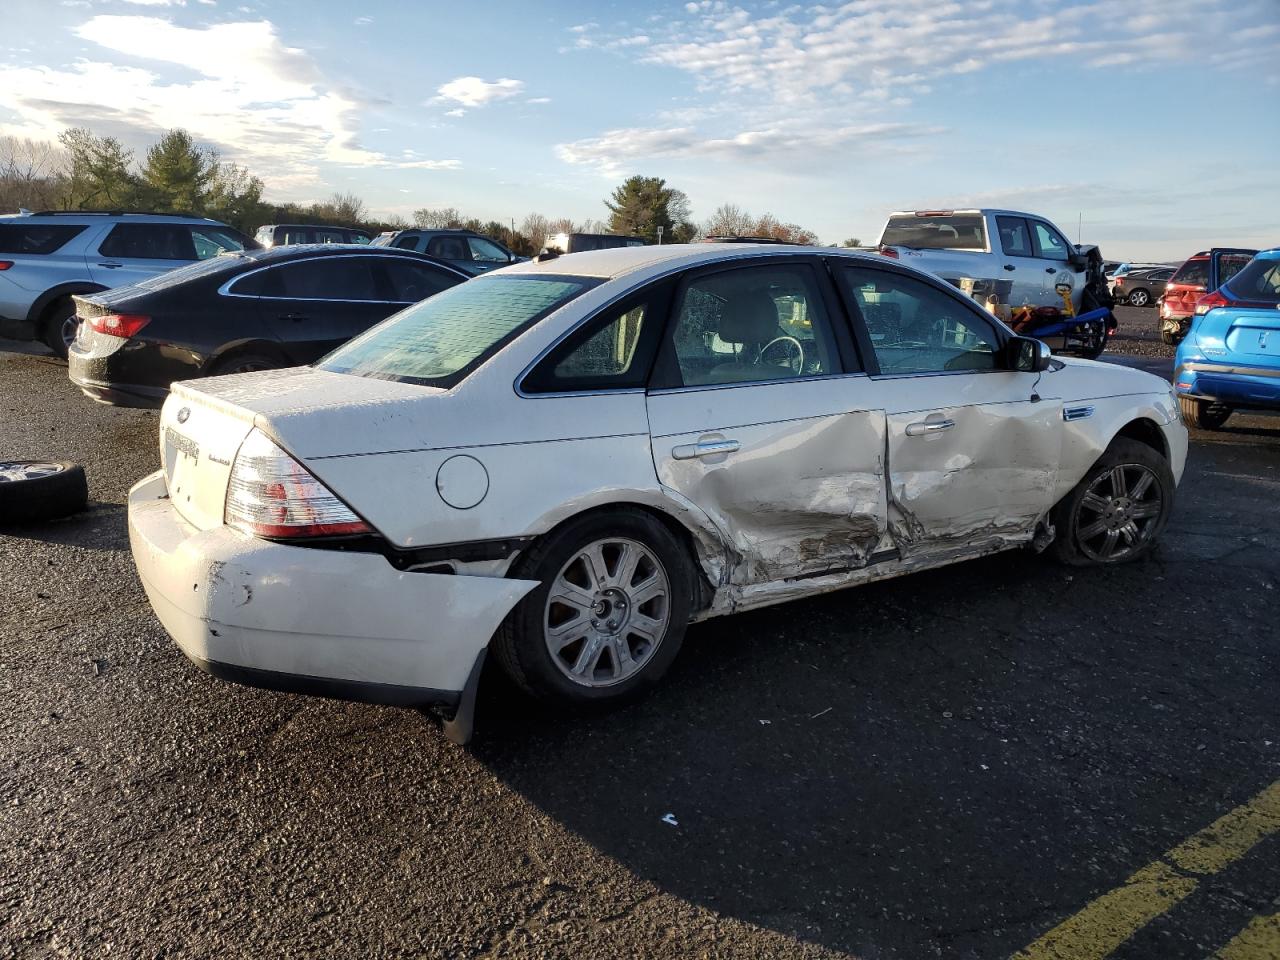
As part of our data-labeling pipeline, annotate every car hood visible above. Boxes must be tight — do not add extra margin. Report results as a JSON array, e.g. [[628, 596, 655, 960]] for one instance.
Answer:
[[1052, 355, 1174, 403]]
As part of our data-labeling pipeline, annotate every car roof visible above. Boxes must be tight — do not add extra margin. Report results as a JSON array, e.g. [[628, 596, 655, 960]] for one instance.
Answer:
[[0, 210, 229, 225], [498, 242, 878, 280], [214, 243, 469, 273]]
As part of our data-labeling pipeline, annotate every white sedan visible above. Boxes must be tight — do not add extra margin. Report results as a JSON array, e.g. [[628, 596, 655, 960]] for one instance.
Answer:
[[127, 244, 1187, 740]]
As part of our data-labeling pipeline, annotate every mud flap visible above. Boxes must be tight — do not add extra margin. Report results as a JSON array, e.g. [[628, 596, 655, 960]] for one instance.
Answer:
[[442, 648, 487, 746]]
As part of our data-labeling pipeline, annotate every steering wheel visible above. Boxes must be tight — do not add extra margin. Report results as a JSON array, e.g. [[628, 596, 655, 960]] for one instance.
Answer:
[[758, 336, 805, 374]]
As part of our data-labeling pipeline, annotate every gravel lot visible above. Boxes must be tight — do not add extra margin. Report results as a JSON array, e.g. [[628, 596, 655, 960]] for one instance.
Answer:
[[2, 305, 1277, 959]]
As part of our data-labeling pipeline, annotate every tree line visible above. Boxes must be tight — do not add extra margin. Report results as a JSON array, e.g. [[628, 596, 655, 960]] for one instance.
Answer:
[[1, 128, 847, 253]]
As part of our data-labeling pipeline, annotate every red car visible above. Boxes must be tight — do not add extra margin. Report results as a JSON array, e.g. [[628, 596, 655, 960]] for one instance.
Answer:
[[1160, 248, 1257, 345]]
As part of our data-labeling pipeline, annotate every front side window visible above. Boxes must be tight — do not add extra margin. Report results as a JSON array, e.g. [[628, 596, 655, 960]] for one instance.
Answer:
[[381, 259, 460, 302], [190, 226, 250, 260], [1030, 222, 1070, 261], [665, 264, 839, 387], [98, 224, 196, 260], [318, 274, 596, 386], [837, 266, 1000, 375], [467, 236, 510, 263], [427, 236, 470, 260]]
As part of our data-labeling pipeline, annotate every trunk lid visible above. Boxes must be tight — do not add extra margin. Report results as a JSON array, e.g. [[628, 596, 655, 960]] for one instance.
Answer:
[[160, 381, 259, 531], [1222, 306, 1280, 359]]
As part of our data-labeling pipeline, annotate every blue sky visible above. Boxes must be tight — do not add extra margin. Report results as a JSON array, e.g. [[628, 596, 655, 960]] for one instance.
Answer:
[[2, 0, 1277, 259]]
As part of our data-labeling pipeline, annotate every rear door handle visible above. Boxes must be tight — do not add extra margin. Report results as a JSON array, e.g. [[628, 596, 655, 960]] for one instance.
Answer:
[[1045, 267, 1057, 274], [97, 262, 123, 269], [1003, 264, 1015, 271], [905, 418, 955, 437], [671, 438, 741, 460], [278, 313, 309, 322]]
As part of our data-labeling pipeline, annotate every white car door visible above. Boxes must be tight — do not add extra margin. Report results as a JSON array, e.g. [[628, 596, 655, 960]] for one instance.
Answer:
[[832, 261, 1063, 557], [88, 223, 195, 287], [646, 259, 890, 585], [993, 215, 1049, 307], [1028, 218, 1083, 310]]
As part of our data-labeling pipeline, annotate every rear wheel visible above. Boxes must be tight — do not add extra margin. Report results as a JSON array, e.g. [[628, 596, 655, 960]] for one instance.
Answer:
[[493, 509, 692, 709], [41, 298, 78, 359], [1179, 396, 1231, 430], [1050, 439, 1174, 567], [1127, 288, 1151, 307], [209, 353, 278, 376]]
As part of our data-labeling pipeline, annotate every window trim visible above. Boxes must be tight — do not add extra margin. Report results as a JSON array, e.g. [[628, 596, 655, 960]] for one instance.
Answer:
[[648, 256, 850, 391], [218, 253, 464, 303], [519, 280, 673, 397], [828, 258, 1014, 378]]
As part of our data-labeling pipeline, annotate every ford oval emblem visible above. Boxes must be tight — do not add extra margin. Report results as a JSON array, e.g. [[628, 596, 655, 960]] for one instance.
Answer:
[[176, 407, 190, 424]]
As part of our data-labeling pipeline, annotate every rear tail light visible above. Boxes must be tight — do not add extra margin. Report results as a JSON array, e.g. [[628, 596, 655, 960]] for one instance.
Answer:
[[0, 261, 13, 270], [1194, 289, 1234, 315], [1113, 277, 1125, 287], [877, 245, 899, 259], [225, 428, 372, 539], [88, 313, 150, 337]]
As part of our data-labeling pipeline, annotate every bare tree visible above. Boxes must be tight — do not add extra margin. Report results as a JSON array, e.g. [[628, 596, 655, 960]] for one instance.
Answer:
[[328, 191, 366, 224], [547, 216, 580, 236], [413, 206, 463, 229], [0, 136, 68, 212], [520, 212, 549, 252]]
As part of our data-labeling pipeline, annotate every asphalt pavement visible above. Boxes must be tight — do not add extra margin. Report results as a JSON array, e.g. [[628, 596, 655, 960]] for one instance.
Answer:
[[1, 306, 1277, 959]]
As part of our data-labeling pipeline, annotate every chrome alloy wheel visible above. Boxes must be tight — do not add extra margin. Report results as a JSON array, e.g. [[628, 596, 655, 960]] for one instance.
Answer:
[[0, 462, 67, 483], [543, 537, 671, 687], [1073, 463, 1163, 562]]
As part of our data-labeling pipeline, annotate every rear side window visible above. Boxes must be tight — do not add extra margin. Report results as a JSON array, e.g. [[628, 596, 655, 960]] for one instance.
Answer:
[[99, 224, 196, 261], [393, 235, 421, 251], [318, 274, 597, 386], [238, 257, 380, 300], [1171, 259, 1209, 287], [427, 236, 471, 260], [313, 229, 346, 244], [0, 223, 87, 255], [996, 216, 1032, 256], [1227, 257, 1280, 302], [880, 214, 986, 250]]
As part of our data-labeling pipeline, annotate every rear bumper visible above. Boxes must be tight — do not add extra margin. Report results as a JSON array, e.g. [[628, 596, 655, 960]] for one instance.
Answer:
[[70, 367, 168, 408], [127, 471, 538, 705], [1173, 361, 1280, 410]]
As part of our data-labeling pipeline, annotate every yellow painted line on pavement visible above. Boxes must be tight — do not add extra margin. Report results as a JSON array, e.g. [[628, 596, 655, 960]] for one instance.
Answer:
[[1012, 780, 1280, 960], [1214, 913, 1280, 960]]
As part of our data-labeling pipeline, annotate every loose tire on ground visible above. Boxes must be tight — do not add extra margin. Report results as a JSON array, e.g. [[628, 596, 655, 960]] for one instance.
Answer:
[[1179, 396, 1232, 430], [493, 508, 694, 709], [1049, 438, 1174, 567], [0, 461, 89, 524]]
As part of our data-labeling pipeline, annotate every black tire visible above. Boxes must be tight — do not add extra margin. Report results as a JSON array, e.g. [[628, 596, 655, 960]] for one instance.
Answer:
[[0, 461, 88, 524], [1078, 326, 1108, 360], [493, 508, 694, 709], [41, 298, 78, 359], [1127, 288, 1151, 308], [1179, 396, 1231, 430], [209, 353, 279, 376], [1049, 439, 1174, 567]]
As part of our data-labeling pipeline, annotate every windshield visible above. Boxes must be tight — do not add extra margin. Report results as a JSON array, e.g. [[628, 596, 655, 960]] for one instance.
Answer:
[[317, 274, 598, 385], [880, 214, 987, 250], [1171, 259, 1209, 288]]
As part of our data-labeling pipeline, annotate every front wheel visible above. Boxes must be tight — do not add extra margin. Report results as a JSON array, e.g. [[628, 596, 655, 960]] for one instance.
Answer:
[[1050, 439, 1174, 567], [1128, 288, 1151, 308], [1179, 396, 1231, 430], [493, 509, 693, 708]]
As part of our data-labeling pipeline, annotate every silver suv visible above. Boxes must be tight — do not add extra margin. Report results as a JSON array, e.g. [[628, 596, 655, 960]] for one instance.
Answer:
[[0, 211, 257, 357]]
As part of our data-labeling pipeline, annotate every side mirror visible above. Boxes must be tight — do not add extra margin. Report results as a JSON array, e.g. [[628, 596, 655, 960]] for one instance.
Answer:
[[1068, 251, 1088, 272], [1009, 336, 1052, 373]]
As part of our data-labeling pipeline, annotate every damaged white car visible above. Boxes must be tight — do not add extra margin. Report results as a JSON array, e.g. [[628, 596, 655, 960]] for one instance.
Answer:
[[127, 244, 1187, 739]]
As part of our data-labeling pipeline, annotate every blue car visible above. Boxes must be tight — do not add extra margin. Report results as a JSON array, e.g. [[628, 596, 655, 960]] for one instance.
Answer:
[[1174, 248, 1280, 429]]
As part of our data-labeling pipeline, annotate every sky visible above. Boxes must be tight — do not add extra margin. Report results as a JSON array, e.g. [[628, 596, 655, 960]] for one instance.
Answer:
[[2, 0, 1277, 260]]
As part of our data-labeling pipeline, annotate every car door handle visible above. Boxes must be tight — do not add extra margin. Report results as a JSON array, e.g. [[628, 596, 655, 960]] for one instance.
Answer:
[[1003, 264, 1015, 271], [671, 438, 741, 460], [97, 262, 123, 269], [905, 419, 955, 437], [278, 313, 308, 322], [1045, 267, 1057, 274]]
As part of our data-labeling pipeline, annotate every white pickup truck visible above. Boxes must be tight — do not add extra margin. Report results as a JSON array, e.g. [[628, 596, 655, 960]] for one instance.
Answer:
[[876, 209, 1113, 314]]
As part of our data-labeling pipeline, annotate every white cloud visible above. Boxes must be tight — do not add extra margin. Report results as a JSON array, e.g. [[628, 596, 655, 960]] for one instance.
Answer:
[[354, 16, 372, 25], [526, 97, 551, 105], [0, 16, 457, 192], [444, 108, 465, 118], [434, 76, 524, 108]]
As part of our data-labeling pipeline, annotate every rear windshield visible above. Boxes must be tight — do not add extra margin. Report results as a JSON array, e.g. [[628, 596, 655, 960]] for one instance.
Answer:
[[1171, 259, 1209, 287], [134, 253, 254, 291], [880, 215, 987, 250], [1218, 254, 1254, 285], [0, 223, 87, 255], [1226, 256, 1280, 302], [317, 274, 598, 386]]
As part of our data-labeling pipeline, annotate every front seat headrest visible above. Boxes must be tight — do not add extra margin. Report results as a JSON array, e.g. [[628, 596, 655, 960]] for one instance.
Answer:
[[718, 292, 778, 344]]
